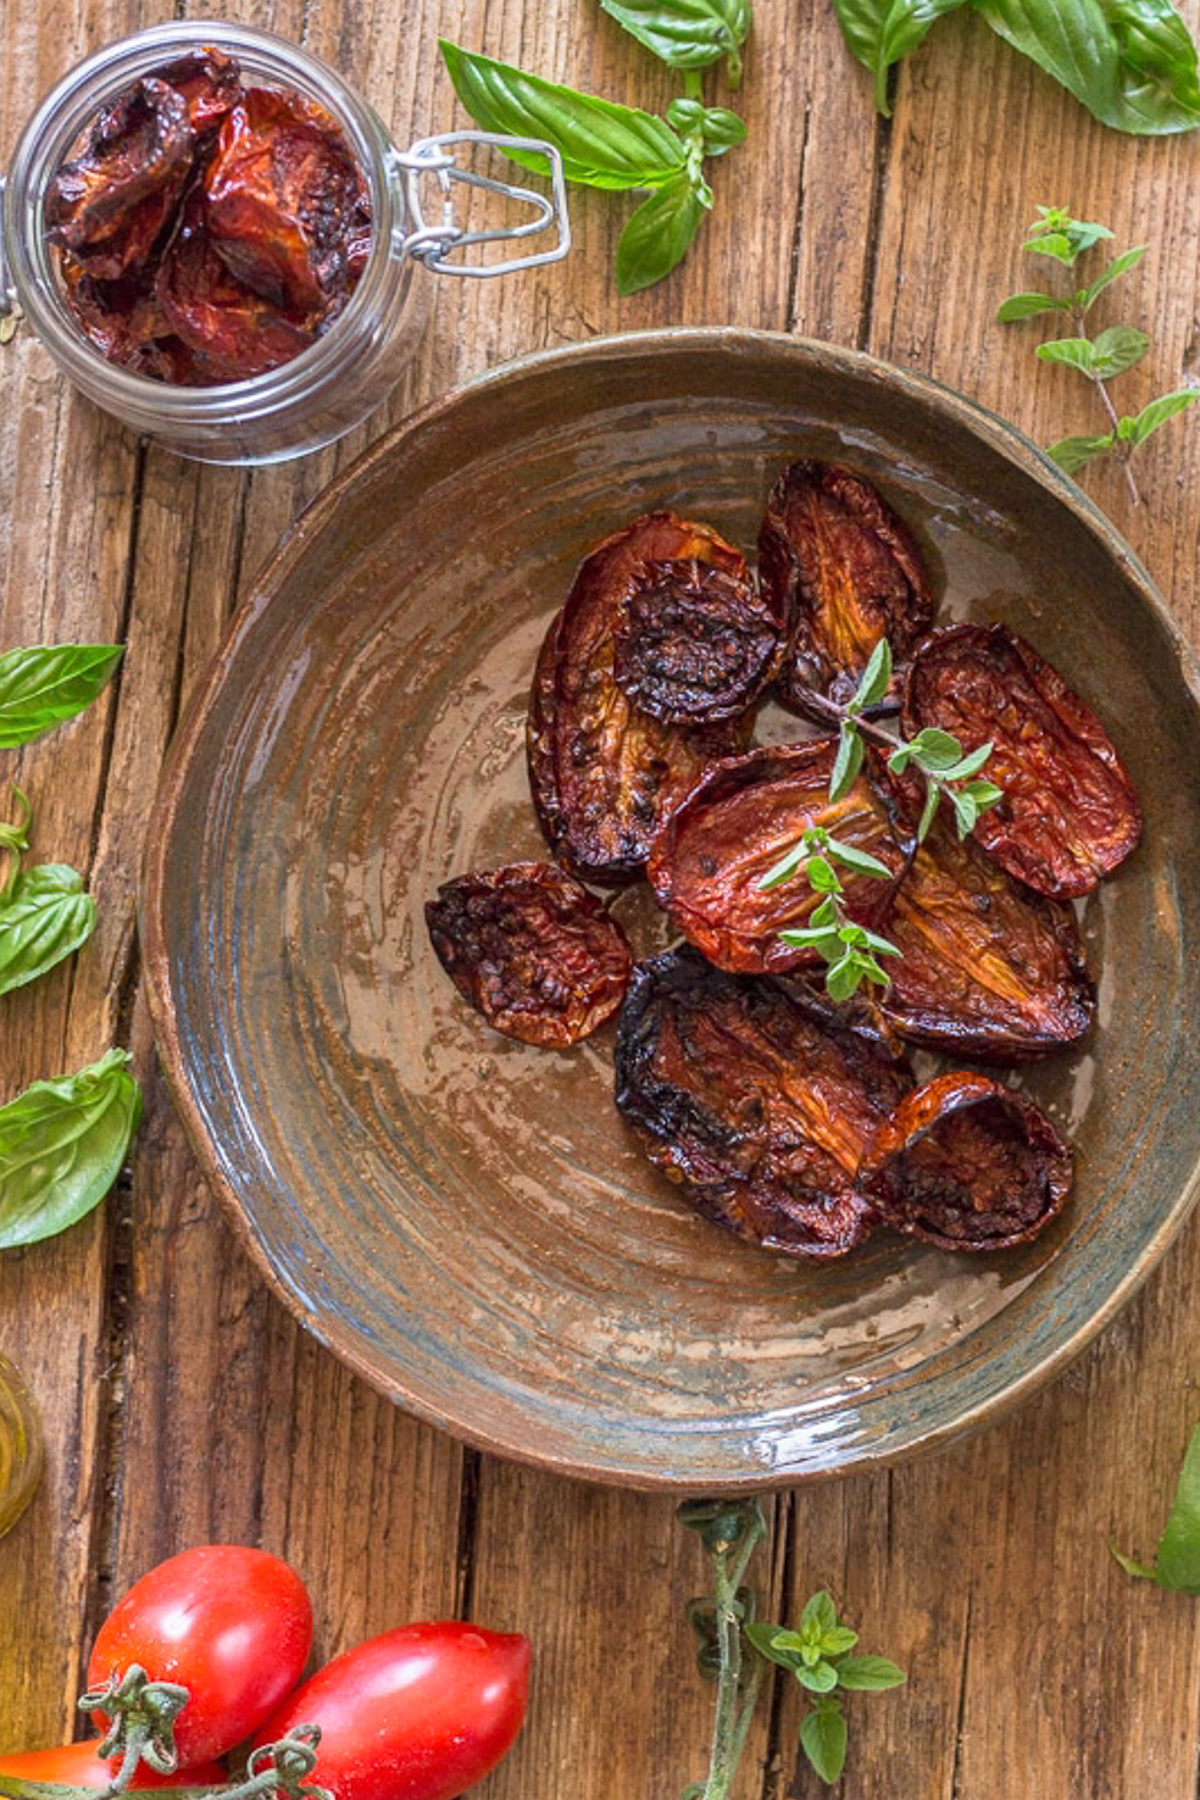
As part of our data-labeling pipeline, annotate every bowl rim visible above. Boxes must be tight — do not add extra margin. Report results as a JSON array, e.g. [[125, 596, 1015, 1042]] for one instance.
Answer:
[[139, 325, 1200, 1490]]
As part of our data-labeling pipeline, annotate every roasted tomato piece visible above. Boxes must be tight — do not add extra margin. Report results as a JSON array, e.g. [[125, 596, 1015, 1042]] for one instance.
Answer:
[[156, 190, 317, 380], [59, 262, 174, 368], [879, 810, 1095, 1059], [614, 947, 914, 1260], [426, 862, 633, 1047], [858, 1071, 1073, 1251], [527, 513, 752, 883], [647, 739, 911, 974], [204, 88, 363, 312], [612, 549, 783, 724], [154, 48, 245, 134], [903, 622, 1142, 897], [47, 77, 194, 278], [759, 460, 933, 715]]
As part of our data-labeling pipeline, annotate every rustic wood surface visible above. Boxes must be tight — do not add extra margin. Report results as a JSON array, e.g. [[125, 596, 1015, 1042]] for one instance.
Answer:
[[4, 2, 1200, 1794]]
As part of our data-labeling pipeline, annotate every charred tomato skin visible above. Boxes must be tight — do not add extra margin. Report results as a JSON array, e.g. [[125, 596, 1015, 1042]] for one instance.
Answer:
[[612, 553, 785, 725], [426, 862, 632, 1047], [614, 946, 916, 1261], [759, 459, 933, 716], [647, 738, 912, 974], [527, 512, 753, 884], [858, 1071, 1073, 1252], [903, 622, 1142, 898]]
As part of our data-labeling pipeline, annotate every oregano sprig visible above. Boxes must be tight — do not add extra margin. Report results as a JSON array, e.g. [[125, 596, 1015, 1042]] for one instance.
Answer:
[[997, 206, 1199, 504], [440, 0, 751, 294], [760, 826, 900, 1003]]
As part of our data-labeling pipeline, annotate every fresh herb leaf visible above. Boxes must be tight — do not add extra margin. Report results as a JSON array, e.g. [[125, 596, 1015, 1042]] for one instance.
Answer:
[[1022, 206, 1113, 264], [805, 855, 840, 894], [745, 1621, 803, 1668], [798, 1658, 840, 1694], [996, 291, 1073, 322], [1115, 1418, 1200, 1591], [1078, 243, 1148, 311], [978, 0, 1200, 134], [1036, 335, 1098, 375], [0, 1048, 142, 1250], [758, 843, 807, 889], [829, 722, 865, 802], [696, 106, 747, 152], [438, 40, 687, 189], [823, 837, 893, 879], [849, 636, 893, 710], [917, 779, 940, 843], [938, 741, 995, 782], [903, 725, 964, 772], [835, 1654, 908, 1691], [800, 1700, 848, 1784], [1088, 324, 1151, 378], [820, 1625, 859, 1655], [0, 645, 122, 749], [616, 172, 706, 293], [1128, 387, 1199, 443], [1046, 432, 1115, 471], [0, 865, 96, 996], [598, 0, 751, 83], [832, 0, 969, 115]]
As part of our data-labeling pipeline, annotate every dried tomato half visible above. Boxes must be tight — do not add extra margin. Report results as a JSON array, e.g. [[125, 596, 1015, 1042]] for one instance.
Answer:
[[646, 739, 911, 974], [879, 811, 1095, 1059], [153, 48, 245, 135], [758, 460, 933, 715], [47, 78, 194, 279], [858, 1071, 1073, 1251], [204, 88, 363, 313], [614, 947, 914, 1260], [612, 551, 783, 724], [527, 513, 753, 884], [426, 862, 633, 1047], [903, 622, 1142, 897]]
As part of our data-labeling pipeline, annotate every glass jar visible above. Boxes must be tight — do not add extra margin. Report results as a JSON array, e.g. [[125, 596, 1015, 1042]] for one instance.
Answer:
[[0, 20, 569, 464], [0, 1354, 44, 1541]]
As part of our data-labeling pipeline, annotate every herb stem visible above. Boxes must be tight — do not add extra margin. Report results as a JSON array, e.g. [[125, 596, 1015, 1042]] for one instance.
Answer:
[[1073, 304, 1141, 506]]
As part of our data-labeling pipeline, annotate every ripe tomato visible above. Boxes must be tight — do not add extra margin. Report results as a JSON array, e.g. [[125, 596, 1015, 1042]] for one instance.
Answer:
[[0, 1741, 228, 1789], [250, 1621, 531, 1800], [86, 1546, 312, 1769]]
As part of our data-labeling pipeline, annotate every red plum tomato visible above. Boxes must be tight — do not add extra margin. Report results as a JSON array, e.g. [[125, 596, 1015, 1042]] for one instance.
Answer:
[[250, 1621, 531, 1800], [0, 1742, 228, 1789], [87, 1545, 312, 1767]]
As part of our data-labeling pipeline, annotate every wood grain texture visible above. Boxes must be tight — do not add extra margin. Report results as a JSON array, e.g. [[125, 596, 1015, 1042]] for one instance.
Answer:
[[4, 0, 1200, 1795]]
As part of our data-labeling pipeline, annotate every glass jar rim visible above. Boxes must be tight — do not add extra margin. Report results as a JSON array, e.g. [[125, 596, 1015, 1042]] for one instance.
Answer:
[[1, 18, 408, 417]]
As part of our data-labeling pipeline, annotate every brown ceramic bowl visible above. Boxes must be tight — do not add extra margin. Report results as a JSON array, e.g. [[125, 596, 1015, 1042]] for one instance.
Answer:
[[140, 329, 1200, 1490]]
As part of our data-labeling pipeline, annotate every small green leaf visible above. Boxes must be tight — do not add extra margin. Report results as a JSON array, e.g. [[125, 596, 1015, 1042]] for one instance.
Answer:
[[0, 645, 122, 749], [996, 291, 1072, 322], [0, 865, 96, 996], [1089, 324, 1151, 378], [939, 741, 994, 782], [778, 929, 844, 959], [745, 1620, 804, 1670], [598, 0, 750, 81], [823, 838, 893, 879], [907, 726, 964, 771], [1078, 244, 1148, 311], [1110, 1545, 1158, 1581], [699, 106, 747, 153], [1022, 209, 1113, 262], [1150, 1419, 1200, 1590], [917, 779, 940, 843], [798, 1658, 840, 1693], [800, 1701, 848, 1784], [0, 1048, 142, 1250], [835, 1654, 908, 1691], [825, 955, 864, 1003], [963, 778, 1004, 813], [886, 742, 916, 774], [810, 896, 840, 928], [757, 844, 807, 890], [616, 173, 706, 294], [951, 790, 978, 837], [1128, 387, 1199, 444], [1036, 336, 1098, 375], [858, 926, 901, 957], [439, 40, 687, 189], [832, 0, 970, 117], [806, 856, 841, 895], [849, 636, 893, 710], [820, 1625, 860, 1655], [1046, 432, 1115, 472], [829, 723, 865, 802]]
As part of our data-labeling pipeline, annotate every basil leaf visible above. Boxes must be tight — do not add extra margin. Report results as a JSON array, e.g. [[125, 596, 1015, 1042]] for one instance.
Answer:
[[800, 1702, 848, 1784], [1151, 1420, 1200, 1589], [833, 0, 969, 112], [995, 291, 1072, 321], [976, 0, 1200, 135], [835, 1653, 908, 1690], [0, 865, 96, 996], [1046, 432, 1114, 471], [439, 40, 687, 189], [598, 0, 751, 83], [1129, 387, 1199, 443], [616, 173, 706, 293], [1078, 243, 1147, 311], [0, 1048, 142, 1250], [1036, 336, 1098, 374], [0, 645, 122, 749]]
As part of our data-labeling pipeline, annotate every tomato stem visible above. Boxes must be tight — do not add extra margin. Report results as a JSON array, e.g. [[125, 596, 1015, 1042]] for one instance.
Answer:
[[678, 1501, 768, 1800], [194, 1727, 332, 1800], [78, 1666, 189, 1796]]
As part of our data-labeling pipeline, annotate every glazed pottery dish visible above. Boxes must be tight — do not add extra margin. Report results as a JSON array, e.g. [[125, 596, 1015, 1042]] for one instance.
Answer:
[[140, 329, 1200, 1489]]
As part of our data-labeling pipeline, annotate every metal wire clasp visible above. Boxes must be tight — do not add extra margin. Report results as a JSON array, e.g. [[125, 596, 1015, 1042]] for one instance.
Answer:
[[390, 131, 570, 277], [0, 176, 15, 319]]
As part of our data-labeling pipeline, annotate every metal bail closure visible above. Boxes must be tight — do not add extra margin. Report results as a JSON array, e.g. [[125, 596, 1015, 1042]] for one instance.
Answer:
[[390, 131, 570, 277], [0, 176, 17, 320]]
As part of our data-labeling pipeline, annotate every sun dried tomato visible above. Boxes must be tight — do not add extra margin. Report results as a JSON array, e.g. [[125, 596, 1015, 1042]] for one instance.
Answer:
[[879, 808, 1095, 1059], [611, 549, 783, 724], [47, 78, 194, 279], [646, 738, 911, 974], [203, 88, 363, 313], [614, 947, 914, 1260], [758, 460, 933, 716], [858, 1071, 1072, 1251], [527, 513, 753, 884], [903, 622, 1142, 897], [153, 48, 245, 134], [426, 863, 633, 1047], [156, 189, 317, 381]]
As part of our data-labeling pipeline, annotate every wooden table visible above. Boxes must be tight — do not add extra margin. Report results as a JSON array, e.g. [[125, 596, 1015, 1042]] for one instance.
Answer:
[[4, 3, 1200, 1794]]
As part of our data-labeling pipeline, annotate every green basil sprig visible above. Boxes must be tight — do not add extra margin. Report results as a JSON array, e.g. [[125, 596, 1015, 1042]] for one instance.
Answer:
[[0, 1048, 142, 1250], [440, 0, 750, 295], [0, 644, 122, 749], [833, 0, 1200, 134], [0, 865, 96, 997]]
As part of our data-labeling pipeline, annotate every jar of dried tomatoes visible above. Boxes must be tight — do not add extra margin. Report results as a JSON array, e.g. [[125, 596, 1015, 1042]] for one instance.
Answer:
[[0, 21, 569, 463]]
